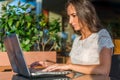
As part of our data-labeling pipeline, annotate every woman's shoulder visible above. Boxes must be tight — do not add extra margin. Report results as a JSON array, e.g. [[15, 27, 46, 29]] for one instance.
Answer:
[[98, 29, 110, 36], [98, 29, 108, 33], [97, 29, 114, 48]]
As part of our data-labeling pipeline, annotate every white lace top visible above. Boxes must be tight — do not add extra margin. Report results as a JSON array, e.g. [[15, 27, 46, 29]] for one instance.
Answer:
[[69, 29, 114, 65]]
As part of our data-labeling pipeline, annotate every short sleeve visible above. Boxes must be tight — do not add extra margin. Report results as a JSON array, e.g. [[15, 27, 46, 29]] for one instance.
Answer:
[[98, 29, 114, 49]]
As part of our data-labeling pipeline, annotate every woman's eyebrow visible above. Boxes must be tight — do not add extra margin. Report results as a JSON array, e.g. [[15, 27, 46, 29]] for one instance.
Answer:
[[70, 13, 77, 16], [71, 13, 76, 15]]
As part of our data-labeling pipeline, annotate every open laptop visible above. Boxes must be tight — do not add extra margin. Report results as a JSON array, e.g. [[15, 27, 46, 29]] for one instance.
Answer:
[[4, 33, 71, 78]]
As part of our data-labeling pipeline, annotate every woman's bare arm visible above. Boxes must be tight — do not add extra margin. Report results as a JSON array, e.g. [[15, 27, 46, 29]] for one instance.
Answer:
[[67, 47, 112, 75]]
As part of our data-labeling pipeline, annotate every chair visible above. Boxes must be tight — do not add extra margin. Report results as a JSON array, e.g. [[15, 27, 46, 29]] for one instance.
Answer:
[[109, 54, 120, 78]]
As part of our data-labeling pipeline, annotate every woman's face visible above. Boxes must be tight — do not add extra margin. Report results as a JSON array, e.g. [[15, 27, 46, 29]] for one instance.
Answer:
[[67, 4, 83, 31]]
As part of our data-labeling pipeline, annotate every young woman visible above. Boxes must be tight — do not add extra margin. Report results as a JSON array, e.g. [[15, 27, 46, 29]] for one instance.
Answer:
[[31, 0, 114, 76]]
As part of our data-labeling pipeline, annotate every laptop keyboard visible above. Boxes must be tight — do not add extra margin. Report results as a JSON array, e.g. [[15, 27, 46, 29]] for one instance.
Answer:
[[29, 68, 71, 76], [35, 70, 71, 75]]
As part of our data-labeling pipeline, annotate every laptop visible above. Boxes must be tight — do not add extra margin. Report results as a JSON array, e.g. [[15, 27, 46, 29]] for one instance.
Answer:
[[4, 33, 71, 78]]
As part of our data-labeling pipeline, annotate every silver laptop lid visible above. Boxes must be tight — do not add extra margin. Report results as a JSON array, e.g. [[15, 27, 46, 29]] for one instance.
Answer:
[[4, 34, 31, 77]]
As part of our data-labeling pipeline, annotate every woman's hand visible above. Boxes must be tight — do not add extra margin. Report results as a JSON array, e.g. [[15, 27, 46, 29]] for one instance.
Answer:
[[30, 61, 48, 68], [30, 60, 56, 68], [42, 64, 71, 72]]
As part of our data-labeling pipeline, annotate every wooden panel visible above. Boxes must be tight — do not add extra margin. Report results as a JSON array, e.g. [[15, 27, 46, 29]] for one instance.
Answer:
[[0, 52, 10, 66], [0, 51, 56, 72], [24, 51, 56, 65]]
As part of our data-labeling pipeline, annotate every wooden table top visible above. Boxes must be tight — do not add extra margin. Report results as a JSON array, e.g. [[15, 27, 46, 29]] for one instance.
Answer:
[[0, 71, 118, 80]]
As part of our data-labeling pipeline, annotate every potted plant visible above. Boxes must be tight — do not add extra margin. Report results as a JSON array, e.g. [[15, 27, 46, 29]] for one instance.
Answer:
[[0, 2, 62, 68], [0, 2, 61, 52], [0, 2, 39, 51]]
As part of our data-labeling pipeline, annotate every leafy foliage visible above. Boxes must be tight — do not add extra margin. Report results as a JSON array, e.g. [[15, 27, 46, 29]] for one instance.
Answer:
[[36, 15, 61, 51], [0, 2, 61, 51], [0, 2, 39, 51]]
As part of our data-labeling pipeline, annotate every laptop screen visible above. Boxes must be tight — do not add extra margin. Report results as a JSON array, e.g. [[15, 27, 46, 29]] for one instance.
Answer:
[[4, 34, 31, 77]]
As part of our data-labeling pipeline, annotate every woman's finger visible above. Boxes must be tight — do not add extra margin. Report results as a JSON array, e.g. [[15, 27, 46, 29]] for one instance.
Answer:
[[30, 61, 42, 68], [42, 64, 59, 72]]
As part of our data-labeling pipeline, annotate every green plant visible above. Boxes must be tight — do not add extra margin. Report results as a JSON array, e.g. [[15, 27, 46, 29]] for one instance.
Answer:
[[36, 15, 61, 51], [0, 2, 61, 51], [0, 2, 39, 51]]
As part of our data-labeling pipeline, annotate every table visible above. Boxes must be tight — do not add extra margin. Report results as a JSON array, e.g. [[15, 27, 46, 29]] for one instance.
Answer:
[[0, 72, 119, 80]]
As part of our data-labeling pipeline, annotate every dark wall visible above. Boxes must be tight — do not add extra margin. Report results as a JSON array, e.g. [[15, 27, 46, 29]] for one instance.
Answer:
[[42, 0, 68, 14]]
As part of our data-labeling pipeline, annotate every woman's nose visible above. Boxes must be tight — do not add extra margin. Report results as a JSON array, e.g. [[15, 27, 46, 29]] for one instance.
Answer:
[[69, 18, 72, 24]]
